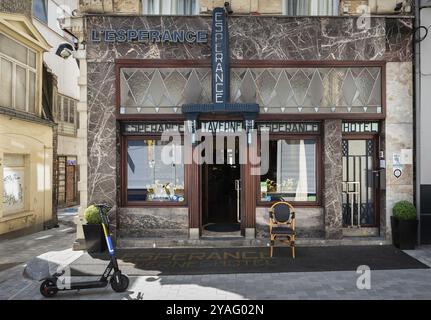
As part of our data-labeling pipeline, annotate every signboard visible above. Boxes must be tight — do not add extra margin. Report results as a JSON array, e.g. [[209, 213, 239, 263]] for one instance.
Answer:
[[212, 7, 230, 104], [392, 153, 403, 179], [201, 121, 243, 133], [342, 122, 379, 133], [91, 29, 208, 43], [400, 149, 413, 165], [122, 123, 185, 134], [123, 122, 322, 134], [257, 122, 320, 133]]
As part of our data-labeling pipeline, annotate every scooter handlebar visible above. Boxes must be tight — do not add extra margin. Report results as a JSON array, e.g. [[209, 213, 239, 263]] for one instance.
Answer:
[[94, 204, 113, 225], [94, 203, 112, 211]]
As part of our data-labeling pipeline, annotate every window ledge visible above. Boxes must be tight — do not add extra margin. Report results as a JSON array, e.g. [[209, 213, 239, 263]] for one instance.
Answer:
[[0, 211, 34, 223]]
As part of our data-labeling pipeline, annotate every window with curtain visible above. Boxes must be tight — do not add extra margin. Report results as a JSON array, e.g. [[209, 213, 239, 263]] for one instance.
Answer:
[[260, 139, 317, 203], [33, 0, 48, 23], [0, 33, 37, 114], [127, 139, 185, 203], [284, 0, 340, 16], [143, 0, 197, 15]]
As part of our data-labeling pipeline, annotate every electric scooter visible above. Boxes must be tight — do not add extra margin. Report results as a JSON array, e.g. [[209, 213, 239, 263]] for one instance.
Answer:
[[39, 204, 129, 297]]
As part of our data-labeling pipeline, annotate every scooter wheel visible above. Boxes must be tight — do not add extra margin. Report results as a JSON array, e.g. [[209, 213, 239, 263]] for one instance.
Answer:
[[40, 279, 58, 298], [110, 272, 129, 293]]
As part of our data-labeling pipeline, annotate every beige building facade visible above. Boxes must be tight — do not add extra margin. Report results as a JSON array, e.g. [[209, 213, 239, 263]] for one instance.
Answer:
[[0, 12, 54, 237]]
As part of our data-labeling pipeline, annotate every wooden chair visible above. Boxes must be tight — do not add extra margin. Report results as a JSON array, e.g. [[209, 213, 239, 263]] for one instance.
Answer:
[[269, 201, 296, 258]]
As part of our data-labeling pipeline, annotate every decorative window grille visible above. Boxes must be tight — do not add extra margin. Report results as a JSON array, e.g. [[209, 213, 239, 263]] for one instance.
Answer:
[[119, 66, 382, 114]]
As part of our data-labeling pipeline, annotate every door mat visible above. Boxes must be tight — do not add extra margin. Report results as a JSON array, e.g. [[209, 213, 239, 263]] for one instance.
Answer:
[[204, 223, 241, 232], [68, 245, 429, 276]]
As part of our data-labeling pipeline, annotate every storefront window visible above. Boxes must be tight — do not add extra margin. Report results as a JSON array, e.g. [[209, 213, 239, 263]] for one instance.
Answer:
[[127, 139, 185, 203], [260, 139, 317, 203]]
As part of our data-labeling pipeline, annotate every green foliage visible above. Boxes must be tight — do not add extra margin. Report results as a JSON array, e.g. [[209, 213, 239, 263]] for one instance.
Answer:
[[393, 201, 416, 220], [84, 205, 102, 224]]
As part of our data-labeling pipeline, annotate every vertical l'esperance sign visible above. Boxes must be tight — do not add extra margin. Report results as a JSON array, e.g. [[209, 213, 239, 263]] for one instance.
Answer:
[[212, 7, 230, 104]]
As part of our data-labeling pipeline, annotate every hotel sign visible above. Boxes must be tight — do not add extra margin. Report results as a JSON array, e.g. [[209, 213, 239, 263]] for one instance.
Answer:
[[91, 29, 208, 43], [257, 122, 320, 133], [212, 7, 230, 104], [342, 122, 379, 133]]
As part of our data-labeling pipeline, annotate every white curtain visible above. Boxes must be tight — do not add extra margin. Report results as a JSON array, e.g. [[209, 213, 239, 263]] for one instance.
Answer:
[[276, 140, 283, 193], [295, 140, 309, 201]]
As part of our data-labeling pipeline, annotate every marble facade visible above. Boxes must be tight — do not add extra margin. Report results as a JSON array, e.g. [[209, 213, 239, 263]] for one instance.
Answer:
[[323, 120, 343, 239], [384, 62, 414, 240], [84, 15, 413, 242]]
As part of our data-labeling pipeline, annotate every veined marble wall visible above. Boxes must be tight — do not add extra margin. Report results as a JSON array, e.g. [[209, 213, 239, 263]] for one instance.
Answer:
[[119, 207, 188, 238], [256, 207, 324, 238], [85, 15, 413, 241], [86, 16, 412, 62], [323, 120, 343, 239], [384, 62, 414, 239]]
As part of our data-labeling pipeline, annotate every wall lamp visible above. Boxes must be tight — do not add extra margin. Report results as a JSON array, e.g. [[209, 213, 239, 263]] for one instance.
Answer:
[[55, 43, 74, 59]]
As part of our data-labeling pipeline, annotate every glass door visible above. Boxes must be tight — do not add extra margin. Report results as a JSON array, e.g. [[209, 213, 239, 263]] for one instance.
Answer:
[[342, 138, 379, 227]]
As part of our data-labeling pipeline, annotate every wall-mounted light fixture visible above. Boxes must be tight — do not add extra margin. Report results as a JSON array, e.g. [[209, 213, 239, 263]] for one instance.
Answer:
[[55, 43, 74, 59]]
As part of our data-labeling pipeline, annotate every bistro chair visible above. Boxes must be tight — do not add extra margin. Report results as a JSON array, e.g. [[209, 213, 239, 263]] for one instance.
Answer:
[[269, 201, 296, 258]]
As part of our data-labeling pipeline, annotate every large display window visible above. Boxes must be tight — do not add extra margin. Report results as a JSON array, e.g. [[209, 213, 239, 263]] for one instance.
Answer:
[[258, 135, 321, 206], [124, 136, 185, 205]]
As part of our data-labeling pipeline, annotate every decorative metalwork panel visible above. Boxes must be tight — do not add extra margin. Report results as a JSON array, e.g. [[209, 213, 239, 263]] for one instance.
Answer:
[[120, 68, 211, 114], [120, 66, 382, 114], [231, 67, 382, 114], [342, 139, 376, 227]]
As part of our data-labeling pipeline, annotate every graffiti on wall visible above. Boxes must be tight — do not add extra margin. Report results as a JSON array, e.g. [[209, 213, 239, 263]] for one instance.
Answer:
[[3, 168, 24, 213]]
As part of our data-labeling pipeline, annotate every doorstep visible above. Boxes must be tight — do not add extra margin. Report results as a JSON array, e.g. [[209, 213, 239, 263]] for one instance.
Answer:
[[343, 227, 379, 237], [117, 237, 390, 249]]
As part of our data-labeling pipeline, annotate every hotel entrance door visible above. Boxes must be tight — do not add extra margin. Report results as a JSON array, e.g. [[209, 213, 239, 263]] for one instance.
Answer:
[[342, 138, 379, 228], [202, 142, 241, 233]]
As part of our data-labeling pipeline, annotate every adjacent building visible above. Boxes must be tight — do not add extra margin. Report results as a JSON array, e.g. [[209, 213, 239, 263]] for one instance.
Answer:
[[0, 0, 80, 238], [32, 0, 80, 209], [66, 0, 422, 248], [0, 2, 54, 237]]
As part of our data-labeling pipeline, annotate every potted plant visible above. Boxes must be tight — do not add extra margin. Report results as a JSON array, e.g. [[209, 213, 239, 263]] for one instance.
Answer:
[[82, 205, 107, 253], [391, 201, 418, 250]]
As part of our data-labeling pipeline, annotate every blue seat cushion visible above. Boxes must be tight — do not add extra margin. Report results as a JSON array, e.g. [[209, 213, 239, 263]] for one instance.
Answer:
[[271, 226, 294, 234]]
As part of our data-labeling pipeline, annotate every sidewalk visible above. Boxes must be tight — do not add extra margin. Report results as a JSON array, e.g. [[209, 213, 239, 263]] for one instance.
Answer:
[[5, 245, 431, 300], [0, 207, 78, 300], [1, 209, 431, 300], [4, 256, 431, 300]]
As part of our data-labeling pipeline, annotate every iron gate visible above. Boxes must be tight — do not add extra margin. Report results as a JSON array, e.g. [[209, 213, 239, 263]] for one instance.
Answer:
[[342, 139, 377, 227]]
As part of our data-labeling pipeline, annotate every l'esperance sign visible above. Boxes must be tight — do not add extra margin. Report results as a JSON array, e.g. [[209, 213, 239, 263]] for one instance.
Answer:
[[91, 29, 208, 43]]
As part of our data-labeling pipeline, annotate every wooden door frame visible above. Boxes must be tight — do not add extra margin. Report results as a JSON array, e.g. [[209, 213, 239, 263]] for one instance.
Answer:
[[199, 142, 246, 235]]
